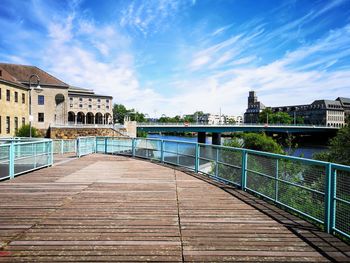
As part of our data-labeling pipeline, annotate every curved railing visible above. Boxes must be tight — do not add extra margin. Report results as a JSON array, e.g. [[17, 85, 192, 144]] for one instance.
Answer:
[[2, 136, 349, 241], [90, 136, 350, 240]]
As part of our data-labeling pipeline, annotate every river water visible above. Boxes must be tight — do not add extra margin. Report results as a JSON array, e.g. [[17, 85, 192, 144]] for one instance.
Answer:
[[147, 134, 328, 159]]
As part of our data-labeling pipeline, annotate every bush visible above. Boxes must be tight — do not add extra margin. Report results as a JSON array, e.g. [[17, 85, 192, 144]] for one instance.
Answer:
[[15, 124, 39, 137], [314, 125, 350, 165], [243, 133, 284, 154]]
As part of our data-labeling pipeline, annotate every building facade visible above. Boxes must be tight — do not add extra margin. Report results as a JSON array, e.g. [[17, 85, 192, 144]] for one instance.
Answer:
[[336, 97, 350, 121], [243, 91, 266, 124], [0, 67, 29, 136], [0, 63, 113, 137], [243, 91, 347, 127], [67, 86, 113, 125]]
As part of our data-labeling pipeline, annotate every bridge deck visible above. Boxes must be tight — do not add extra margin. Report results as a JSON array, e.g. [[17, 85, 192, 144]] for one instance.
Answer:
[[0, 154, 349, 262]]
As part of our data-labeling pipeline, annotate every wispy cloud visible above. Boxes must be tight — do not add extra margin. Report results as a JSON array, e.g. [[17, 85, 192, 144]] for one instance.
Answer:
[[119, 0, 194, 36], [0, 0, 349, 117]]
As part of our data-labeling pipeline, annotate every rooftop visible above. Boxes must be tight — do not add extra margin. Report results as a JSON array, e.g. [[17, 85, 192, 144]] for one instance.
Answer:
[[0, 153, 349, 262], [0, 63, 68, 87]]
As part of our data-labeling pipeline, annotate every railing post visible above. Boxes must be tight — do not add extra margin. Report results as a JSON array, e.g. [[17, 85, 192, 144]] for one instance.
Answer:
[[132, 138, 136, 157], [50, 141, 54, 166], [9, 141, 15, 179], [77, 137, 80, 157], [241, 150, 247, 190], [195, 143, 199, 173], [215, 147, 219, 178], [61, 139, 64, 155], [176, 143, 179, 165], [325, 163, 334, 234], [104, 137, 108, 154], [275, 159, 279, 202], [161, 140, 164, 163]]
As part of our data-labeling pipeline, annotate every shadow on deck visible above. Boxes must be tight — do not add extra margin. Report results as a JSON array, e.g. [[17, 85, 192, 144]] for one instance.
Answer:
[[0, 154, 349, 262]]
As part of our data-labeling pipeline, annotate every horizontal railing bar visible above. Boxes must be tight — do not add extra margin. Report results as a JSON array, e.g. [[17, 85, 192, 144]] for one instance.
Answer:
[[333, 228, 350, 239], [246, 168, 325, 195], [334, 197, 350, 205]]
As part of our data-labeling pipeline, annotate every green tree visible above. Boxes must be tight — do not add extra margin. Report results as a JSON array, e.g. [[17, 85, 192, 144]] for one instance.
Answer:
[[15, 124, 39, 137], [259, 108, 273, 123], [295, 116, 304, 124], [269, 112, 293, 124], [241, 133, 284, 154], [113, 104, 128, 124], [113, 104, 146, 124], [259, 108, 293, 124], [314, 125, 350, 165], [183, 115, 194, 122]]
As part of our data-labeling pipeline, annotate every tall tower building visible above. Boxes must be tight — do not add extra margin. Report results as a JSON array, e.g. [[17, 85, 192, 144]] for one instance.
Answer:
[[244, 91, 265, 124]]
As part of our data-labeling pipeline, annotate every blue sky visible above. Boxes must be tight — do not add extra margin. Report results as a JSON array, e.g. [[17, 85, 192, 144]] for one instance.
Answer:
[[1, 0, 350, 117]]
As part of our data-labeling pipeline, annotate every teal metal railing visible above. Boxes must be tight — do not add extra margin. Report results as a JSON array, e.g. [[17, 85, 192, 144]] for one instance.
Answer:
[[78, 136, 350, 239], [53, 139, 77, 154], [77, 136, 96, 157], [0, 138, 53, 180]]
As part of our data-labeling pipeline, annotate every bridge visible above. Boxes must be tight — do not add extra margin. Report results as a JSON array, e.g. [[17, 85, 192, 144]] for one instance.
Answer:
[[137, 123, 340, 144], [1, 136, 350, 261]]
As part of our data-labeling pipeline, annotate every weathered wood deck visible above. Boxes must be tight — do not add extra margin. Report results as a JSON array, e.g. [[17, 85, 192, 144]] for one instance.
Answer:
[[0, 154, 349, 262]]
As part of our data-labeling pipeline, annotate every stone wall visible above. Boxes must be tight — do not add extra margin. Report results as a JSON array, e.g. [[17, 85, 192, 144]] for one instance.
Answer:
[[49, 127, 124, 139]]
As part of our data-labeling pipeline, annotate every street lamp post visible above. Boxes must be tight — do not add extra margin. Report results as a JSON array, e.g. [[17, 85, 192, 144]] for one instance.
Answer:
[[28, 74, 42, 138]]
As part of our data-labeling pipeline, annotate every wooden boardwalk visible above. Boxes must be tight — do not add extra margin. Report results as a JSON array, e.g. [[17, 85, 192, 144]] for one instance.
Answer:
[[0, 154, 349, 262]]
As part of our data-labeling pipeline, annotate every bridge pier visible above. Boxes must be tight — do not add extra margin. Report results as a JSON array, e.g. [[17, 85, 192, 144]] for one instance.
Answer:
[[197, 132, 206, 144], [212, 132, 222, 145]]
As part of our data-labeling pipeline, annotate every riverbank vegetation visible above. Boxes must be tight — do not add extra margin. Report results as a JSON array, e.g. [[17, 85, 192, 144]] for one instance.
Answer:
[[314, 124, 350, 165], [224, 133, 285, 154], [113, 104, 146, 124]]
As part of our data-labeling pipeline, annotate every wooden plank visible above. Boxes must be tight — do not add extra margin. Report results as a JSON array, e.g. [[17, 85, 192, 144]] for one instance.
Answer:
[[0, 154, 348, 262]]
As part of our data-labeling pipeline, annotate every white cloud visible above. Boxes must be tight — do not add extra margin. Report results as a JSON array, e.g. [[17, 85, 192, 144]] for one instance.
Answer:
[[119, 0, 193, 36]]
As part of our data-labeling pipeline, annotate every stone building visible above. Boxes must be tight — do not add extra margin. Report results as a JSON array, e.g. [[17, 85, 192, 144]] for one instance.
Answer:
[[67, 86, 113, 125], [0, 63, 113, 136], [243, 91, 347, 127], [243, 91, 266, 124], [0, 66, 29, 137], [0, 63, 69, 133], [336, 97, 350, 121]]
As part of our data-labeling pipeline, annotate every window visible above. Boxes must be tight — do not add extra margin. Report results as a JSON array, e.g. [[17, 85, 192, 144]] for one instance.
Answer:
[[70, 97, 73, 101], [79, 104, 82, 108], [6, 116, 10, 134], [97, 98, 101, 103], [14, 92, 18, 102], [106, 105, 110, 109], [70, 104, 73, 108], [106, 99, 109, 103], [14, 117, 18, 132], [97, 105, 101, 109], [89, 98, 92, 102], [6, 90, 10, 101], [22, 93, 25, 104], [38, 113, 44, 122], [38, 95, 45, 105], [88, 105, 92, 109], [22, 117, 25, 126], [79, 98, 83, 101]]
